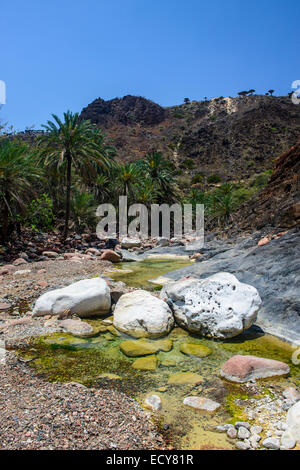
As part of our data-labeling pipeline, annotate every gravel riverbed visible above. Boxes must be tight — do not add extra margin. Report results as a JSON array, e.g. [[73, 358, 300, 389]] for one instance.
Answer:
[[0, 352, 166, 450]]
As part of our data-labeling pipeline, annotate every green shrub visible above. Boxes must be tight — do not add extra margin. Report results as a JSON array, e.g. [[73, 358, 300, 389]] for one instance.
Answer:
[[207, 174, 221, 184], [191, 173, 203, 184], [180, 159, 195, 170], [250, 170, 272, 189], [23, 194, 54, 231]]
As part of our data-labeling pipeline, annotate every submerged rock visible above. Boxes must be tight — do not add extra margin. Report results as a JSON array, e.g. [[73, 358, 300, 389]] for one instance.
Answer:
[[180, 343, 212, 357], [32, 278, 111, 318], [120, 338, 172, 357], [220, 355, 290, 383], [144, 394, 162, 411], [183, 396, 221, 411], [132, 355, 158, 370], [113, 290, 174, 338], [160, 272, 261, 339], [168, 372, 202, 385], [59, 319, 94, 336]]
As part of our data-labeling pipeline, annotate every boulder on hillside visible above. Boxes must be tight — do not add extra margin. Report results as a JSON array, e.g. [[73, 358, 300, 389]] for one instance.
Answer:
[[220, 355, 290, 383], [113, 289, 174, 338], [160, 272, 261, 339], [32, 278, 111, 318]]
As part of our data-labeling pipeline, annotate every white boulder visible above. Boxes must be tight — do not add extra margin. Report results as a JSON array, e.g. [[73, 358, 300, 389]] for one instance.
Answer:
[[113, 289, 174, 338], [32, 278, 111, 318], [160, 272, 261, 339]]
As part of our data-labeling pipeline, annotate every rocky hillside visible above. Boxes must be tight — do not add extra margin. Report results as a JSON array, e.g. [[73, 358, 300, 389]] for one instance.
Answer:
[[229, 138, 300, 232], [80, 94, 300, 180]]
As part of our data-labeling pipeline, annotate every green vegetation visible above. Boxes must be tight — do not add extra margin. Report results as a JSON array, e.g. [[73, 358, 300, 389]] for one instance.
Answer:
[[0, 139, 42, 242], [207, 173, 221, 184], [0, 106, 274, 242], [38, 111, 114, 239]]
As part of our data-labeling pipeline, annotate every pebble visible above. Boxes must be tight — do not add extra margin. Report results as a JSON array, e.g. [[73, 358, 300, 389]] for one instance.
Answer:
[[235, 421, 250, 430], [236, 440, 250, 450], [280, 433, 296, 450], [250, 425, 262, 434], [262, 437, 280, 450], [237, 426, 251, 439], [144, 395, 162, 411], [227, 427, 237, 439]]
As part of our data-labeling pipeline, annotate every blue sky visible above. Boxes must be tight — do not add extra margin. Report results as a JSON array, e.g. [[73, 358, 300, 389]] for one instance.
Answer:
[[1, 0, 299, 130]]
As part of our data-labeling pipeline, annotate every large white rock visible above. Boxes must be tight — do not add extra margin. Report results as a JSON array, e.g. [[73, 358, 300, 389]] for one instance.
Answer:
[[113, 289, 174, 338], [32, 278, 111, 318], [286, 401, 300, 442], [160, 272, 261, 339], [121, 237, 141, 249]]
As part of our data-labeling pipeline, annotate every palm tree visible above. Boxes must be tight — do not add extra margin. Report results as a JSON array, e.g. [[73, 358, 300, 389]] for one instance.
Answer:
[[135, 178, 158, 206], [138, 151, 179, 203], [93, 173, 111, 203], [0, 139, 41, 242], [212, 183, 237, 226], [38, 111, 113, 239], [268, 89, 275, 96], [116, 162, 140, 199]]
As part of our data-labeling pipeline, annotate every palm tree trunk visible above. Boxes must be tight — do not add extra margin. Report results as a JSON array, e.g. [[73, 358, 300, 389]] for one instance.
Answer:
[[63, 153, 72, 240], [1, 204, 9, 244]]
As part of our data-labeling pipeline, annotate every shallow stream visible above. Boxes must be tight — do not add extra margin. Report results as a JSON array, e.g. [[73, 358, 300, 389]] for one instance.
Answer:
[[18, 258, 300, 450]]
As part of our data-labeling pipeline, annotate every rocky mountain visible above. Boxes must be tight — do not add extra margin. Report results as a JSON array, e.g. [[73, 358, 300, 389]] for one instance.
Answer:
[[229, 138, 300, 232], [80, 94, 300, 180]]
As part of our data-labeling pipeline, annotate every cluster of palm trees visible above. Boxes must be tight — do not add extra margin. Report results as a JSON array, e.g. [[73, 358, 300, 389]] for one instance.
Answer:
[[0, 110, 257, 244], [0, 111, 179, 242]]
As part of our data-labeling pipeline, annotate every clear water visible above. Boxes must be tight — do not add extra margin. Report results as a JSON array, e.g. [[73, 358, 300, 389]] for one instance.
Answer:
[[18, 259, 300, 450]]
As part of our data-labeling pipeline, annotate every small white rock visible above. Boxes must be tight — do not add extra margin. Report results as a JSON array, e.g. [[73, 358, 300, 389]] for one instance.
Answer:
[[145, 395, 162, 411], [237, 426, 251, 440], [262, 437, 280, 450]]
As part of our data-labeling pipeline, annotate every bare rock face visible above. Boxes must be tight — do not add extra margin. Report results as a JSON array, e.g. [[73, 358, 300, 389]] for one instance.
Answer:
[[160, 272, 261, 339], [220, 355, 290, 383], [32, 278, 111, 318], [230, 137, 300, 233], [79, 94, 300, 181], [80, 95, 165, 127], [113, 290, 174, 338]]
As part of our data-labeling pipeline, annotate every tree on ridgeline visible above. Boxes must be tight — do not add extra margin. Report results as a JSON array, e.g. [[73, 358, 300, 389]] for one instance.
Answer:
[[268, 89, 275, 96]]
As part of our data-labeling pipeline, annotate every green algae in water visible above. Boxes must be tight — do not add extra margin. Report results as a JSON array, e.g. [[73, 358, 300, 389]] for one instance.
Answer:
[[106, 258, 192, 289], [17, 325, 300, 450]]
